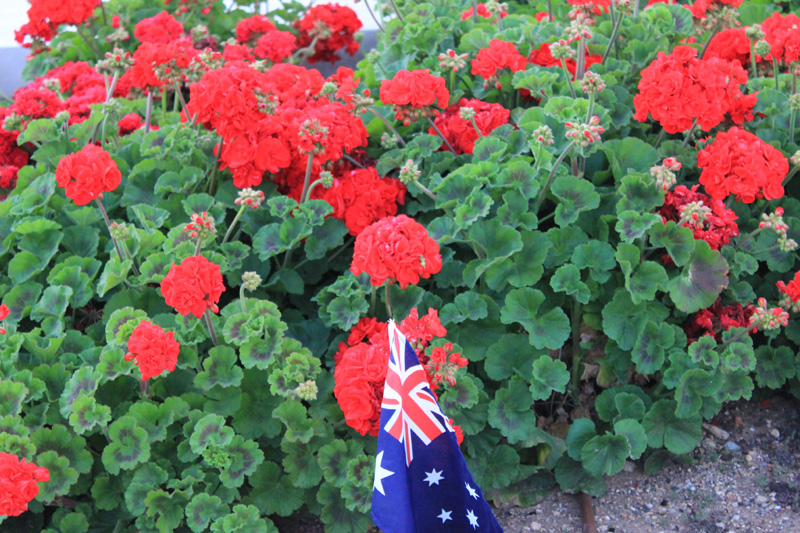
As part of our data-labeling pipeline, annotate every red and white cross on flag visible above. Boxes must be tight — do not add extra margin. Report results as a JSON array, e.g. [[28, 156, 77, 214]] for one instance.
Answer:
[[382, 321, 450, 466]]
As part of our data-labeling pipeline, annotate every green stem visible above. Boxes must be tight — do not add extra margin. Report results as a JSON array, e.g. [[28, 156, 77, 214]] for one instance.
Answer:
[[698, 21, 721, 60], [95, 199, 125, 263], [144, 92, 154, 134], [534, 140, 576, 215], [576, 42, 586, 81], [368, 107, 406, 146], [427, 117, 457, 154], [784, 166, 800, 187], [75, 25, 101, 56], [602, 11, 625, 63], [738, 226, 765, 249], [653, 128, 667, 148], [370, 286, 377, 317], [385, 283, 393, 318], [207, 138, 223, 195], [141, 379, 150, 399], [560, 60, 577, 99], [413, 180, 437, 202], [388, 0, 404, 21], [791, 110, 796, 144], [240, 285, 248, 313], [585, 92, 595, 123], [571, 298, 583, 398], [161, 87, 168, 123], [120, 241, 141, 277], [174, 82, 194, 124], [752, 244, 782, 255], [194, 237, 202, 256], [774, 57, 781, 91], [682, 118, 698, 148], [750, 40, 758, 80], [299, 153, 315, 204], [306, 179, 325, 200], [204, 309, 219, 346], [343, 153, 366, 169], [472, 0, 479, 21], [469, 117, 483, 139], [222, 205, 246, 244], [364, 0, 385, 32]]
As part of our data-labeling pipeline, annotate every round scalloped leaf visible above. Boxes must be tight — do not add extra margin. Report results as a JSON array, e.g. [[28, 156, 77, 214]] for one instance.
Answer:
[[68, 394, 111, 436], [530, 355, 570, 401], [101, 416, 151, 476], [35, 450, 78, 501], [210, 504, 277, 533], [91, 475, 125, 511], [580, 434, 630, 477], [59, 367, 102, 419], [144, 488, 189, 532], [317, 481, 373, 533], [195, 346, 244, 391], [30, 285, 73, 322], [342, 454, 373, 513], [245, 461, 304, 517], [125, 463, 169, 516], [186, 493, 230, 533], [614, 418, 648, 460], [668, 241, 729, 313], [0, 434, 36, 459], [642, 400, 702, 455], [220, 435, 265, 489], [0, 380, 28, 417], [317, 439, 364, 489], [96, 347, 136, 381], [30, 425, 92, 475], [223, 313, 251, 346], [500, 288, 570, 350], [565, 418, 597, 461], [105, 307, 148, 346], [189, 414, 234, 456], [487, 378, 536, 444]]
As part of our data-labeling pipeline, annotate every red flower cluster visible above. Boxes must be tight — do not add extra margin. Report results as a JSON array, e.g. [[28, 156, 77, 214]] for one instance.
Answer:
[[659, 185, 738, 251], [0, 109, 29, 171], [687, 0, 743, 20], [471, 40, 527, 89], [698, 127, 788, 203], [118, 113, 158, 135], [761, 13, 800, 64], [0, 453, 50, 517], [0, 166, 19, 198], [633, 45, 756, 134], [777, 271, 800, 303], [161, 255, 226, 318], [333, 309, 464, 437], [461, 3, 508, 21], [321, 168, 406, 236], [704, 28, 753, 68], [0, 303, 9, 334], [55, 145, 121, 206], [350, 215, 442, 289], [429, 98, 510, 155], [15, 0, 99, 46], [123, 40, 198, 91], [528, 43, 602, 81], [294, 4, 362, 64], [254, 31, 297, 63], [684, 298, 753, 343], [380, 70, 450, 125], [134, 11, 184, 44], [125, 321, 181, 381], [236, 15, 277, 45]]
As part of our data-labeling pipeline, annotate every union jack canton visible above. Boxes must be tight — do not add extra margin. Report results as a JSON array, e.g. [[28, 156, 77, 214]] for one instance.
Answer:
[[371, 320, 504, 533]]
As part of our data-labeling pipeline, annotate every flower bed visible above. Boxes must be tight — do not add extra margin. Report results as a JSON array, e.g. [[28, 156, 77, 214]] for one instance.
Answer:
[[2, 0, 800, 530]]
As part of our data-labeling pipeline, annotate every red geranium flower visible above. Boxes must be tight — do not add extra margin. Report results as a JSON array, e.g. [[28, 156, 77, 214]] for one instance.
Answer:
[[684, 298, 753, 344], [704, 28, 754, 67], [15, 0, 99, 46], [659, 185, 738, 251], [761, 12, 800, 63], [125, 321, 181, 381], [55, 145, 122, 206], [777, 271, 800, 303], [134, 11, 184, 44], [0, 303, 9, 335], [254, 30, 297, 63], [350, 215, 442, 289], [322, 167, 406, 235], [633, 45, 755, 134], [236, 14, 277, 45], [461, 3, 508, 21], [528, 43, 602, 81], [161, 255, 226, 318], [0, 453, 50, 517], [293, 3, 362, 64], [698, 127, 788, 204], [471, 39, 527, 88], [429, 98, 510, 155], [380, 69, 450, 125], [687, 0, 743, 20]]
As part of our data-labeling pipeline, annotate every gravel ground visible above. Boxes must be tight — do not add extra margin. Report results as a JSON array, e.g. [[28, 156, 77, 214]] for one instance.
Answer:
[[495, 394, 800, 533]]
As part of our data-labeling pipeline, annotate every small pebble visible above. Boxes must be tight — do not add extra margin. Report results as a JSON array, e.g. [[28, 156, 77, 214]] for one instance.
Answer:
[[530, 521, 542, 531], [770, 429, 780, 439], [725, 441, 741, 452]]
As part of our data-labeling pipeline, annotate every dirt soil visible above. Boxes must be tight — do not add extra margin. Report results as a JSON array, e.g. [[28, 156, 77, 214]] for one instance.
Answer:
[[495, 394, 800, 533]]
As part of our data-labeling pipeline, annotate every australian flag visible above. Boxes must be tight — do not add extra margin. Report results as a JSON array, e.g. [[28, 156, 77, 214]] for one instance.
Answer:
[[371, 320, 504, 532]]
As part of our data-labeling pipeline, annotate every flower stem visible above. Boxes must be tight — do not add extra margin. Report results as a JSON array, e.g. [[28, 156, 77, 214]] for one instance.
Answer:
[[204, 309, 219, 346], [385, 283, 393, 318], [682, 118, 698, 148], [343, 153, 366, 169], [141, 379, 150, 399], [174, 82, 194, 124], [75, 24, 101, 56], [585, 92, 595, 123], [364, 0, 385, 32], [368, 107, 406, 146], [773, 57, 781, 91], [602, 11, 625, 63], [299, 152, 315, 204], [208, 138, 223, 195], [222, 205, 246, 244], [95, 199, 125, 263], [427, 117, 457, 154], [783, 166, 800, 187], [388, 0, 404, 22], [576, 42, 586, 81], [161, 87, 168, 122], [120, 241, 141, 277], [534, 140, 576, 215], [370, 286, 377, 316], [414, 180, 438, 202], [560, 60, 577, 99], [469, 117, 484, 139], [144, 92, 154, 134], [698, 21, 721, 60], [194, 237, 203, 256], [749, 40, 758, 80], [106, 71, 120, 102], [472, 0, 479, 21], [791, 110, 796, 144], [571, 298, 583, 398], [240, 285, 248, 313]]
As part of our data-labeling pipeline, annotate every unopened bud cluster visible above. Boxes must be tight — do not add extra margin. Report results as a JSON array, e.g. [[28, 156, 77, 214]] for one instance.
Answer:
[[565, 21, 593, 42], [184, 211, 216, 239], [532, 125, 554, 146], [97, 48, 134, 75], [791, 151, 800, 167], [759, 207, 798, 252], [350, 90, 374, 114], [438, 49, 469, 72], [398, 159, 421, 184], [298, 119, 329, 155], [581, 71, 605, 94], [234, 188, 266, 209], [748, 297, 789, 332], [320, 170, 334, 188], [745, 24, 765, 41], [459, 107, 476, 120], [381, 132, 400, 149], [679, 201, 712, 229], [650, 157, 682, 190], [550, 40, 576, 60], [754, 40, 771, 57], [254, 89, 279, 115], [294, 379, 319, 401], [789, 94, 800, 111], [241, 271, 262, 292], [154, 60, 185, 85], [55, 110, 71, 122], [565, 116, 604, 147], [109, 222, 131, 240], [485, 0, 508, 18], [41, 78, 61, 93]]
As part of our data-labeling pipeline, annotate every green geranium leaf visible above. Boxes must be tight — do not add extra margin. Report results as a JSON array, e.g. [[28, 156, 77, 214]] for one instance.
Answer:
[[602, 137, 659, 180], [0, 381, 27, 417], [101, 416, 151, 475], [649, 221, 695, 266], [105, 307, 148, 346], [439, 291, 489, 325], [551, 174, 600, 227], [47, 266, 92, 308], [500, 288, 570, 350], [220, 435, 265, 488], [68, 394, 111, 436], [668, 241, 728, 313], [581, 434, 630, 477], [631, 321, 674, 374], [602, 290, 647, 351], [616, 210, 661, 243], [144, 489, 189, 532], [246, 461, 304, 516], [35, 451, 79, 501], [688, 335, 717, 366], [190, 414, 234, 456], [754, 345, 795, 388], [614, 419, 648, 460], [642, 400, 702, 455], [317, 439, 364, 489], [186, 494, 230, 533], [30, 286, 73, 321], [488, 378, 536, 444], [572, 240, 616, 283], [550, 263, 590, 304], [96, 258, 133, 298], [195, 346, 244, 391], [675, 368, 719, 419], [530, 355, 570, 401], [616, 173, 665, 212], [720, 330, 755, 372], [59, 367, 102, 419], [483, 230, 550, 290], [566, 418, 597, 461], [484, 334, 539, 381], [125, 463, 169, 516]]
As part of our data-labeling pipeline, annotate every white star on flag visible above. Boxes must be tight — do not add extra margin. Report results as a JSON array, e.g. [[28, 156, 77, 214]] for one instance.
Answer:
[[437, 509, 453, 523], [373, 451, 394, 496], [423, 468, 444, 486], [467, 509, 479, 529], [466, 482, 479, 499]]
